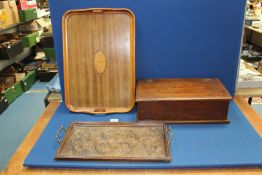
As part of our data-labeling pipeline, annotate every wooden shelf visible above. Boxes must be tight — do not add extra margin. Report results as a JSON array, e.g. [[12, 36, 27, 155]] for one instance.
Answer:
[[0, 20, 35, 35], [245, 25, 262, 35], [0, 48, 32, 72], [236, 88, 262, 97], [0, 14, 50, 35], [244, 25, 262, 48], [0, 12, 50, 72]]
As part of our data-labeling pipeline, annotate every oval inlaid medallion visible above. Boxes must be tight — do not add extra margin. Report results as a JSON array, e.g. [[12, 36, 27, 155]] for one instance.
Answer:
[[94, 50, 107, 74]]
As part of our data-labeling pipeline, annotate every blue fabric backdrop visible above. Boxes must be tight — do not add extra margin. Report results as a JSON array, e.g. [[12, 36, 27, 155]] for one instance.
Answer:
[[48, 0, 246, 99]]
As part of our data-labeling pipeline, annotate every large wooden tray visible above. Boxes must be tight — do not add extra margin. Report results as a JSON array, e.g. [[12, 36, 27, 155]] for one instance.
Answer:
[[55, 122, 171, 162], [62, 8, 136, 114]]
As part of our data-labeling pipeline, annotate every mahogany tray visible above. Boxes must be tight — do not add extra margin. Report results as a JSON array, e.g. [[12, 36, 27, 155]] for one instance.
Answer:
[[62, 8, 136, 114], [55, 122, 171, 162]]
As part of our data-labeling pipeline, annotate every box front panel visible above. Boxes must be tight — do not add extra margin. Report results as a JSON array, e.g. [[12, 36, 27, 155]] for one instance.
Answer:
[[137, 100, 230, 123]]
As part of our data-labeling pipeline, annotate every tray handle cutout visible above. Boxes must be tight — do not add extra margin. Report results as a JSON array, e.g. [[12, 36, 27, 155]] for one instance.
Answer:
[[92, 9, 104, 13], [56, 125, 67, 144], [94, 108, 106, 113]]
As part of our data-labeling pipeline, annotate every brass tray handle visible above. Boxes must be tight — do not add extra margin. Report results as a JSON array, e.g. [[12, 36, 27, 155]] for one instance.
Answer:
[[56, 125, 67, 144], [168, 127, 174, 146]]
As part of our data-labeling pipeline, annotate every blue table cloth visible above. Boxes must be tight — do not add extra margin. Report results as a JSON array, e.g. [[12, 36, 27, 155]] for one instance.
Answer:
[[24, 101, 262, 169]]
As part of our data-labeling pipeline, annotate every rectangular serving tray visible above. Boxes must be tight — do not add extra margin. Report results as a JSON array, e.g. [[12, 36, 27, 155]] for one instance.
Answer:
[[62, 8, 136, 114], [55, 122, 171, 162]]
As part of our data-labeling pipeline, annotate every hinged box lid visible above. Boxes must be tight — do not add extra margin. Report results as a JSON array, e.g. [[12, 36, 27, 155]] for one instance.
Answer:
[[136, 78, 232, 102]]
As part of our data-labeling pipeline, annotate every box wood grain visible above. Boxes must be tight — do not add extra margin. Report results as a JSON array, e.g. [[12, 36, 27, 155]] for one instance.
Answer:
[[136, 78, 232, 123]]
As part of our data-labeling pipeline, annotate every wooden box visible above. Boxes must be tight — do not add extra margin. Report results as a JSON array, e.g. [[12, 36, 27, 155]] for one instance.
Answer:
[[136, 78, 232, 124]]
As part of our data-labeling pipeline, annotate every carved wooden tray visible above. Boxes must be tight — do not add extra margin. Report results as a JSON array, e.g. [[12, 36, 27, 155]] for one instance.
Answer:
[[55, 122, 171, 162], [62, 8, 136, 114]]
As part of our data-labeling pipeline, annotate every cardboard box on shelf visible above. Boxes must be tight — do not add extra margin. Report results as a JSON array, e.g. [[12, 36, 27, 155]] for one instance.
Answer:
[[18, 8, 37, 22], [27, 0, 37, 9], [19, 18, 51, 43], [47, 25, 52, 32], [36, 9, 50, 18], [34, 51, 45, 60], [19, 20, 40, 32], [0, 0, 19, 26], [19, 18, 51, 32], [257, 61, 262, 74], [20, 32, 38, 47], [14, 73, 26, 82], [42, 61, 57, 69], [17, 0, 28, 10], [0, 9, 8, 28], [0, 40, 23, 60]]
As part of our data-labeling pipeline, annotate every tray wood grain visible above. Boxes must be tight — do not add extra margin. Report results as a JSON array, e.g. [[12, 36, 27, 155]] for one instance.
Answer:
[[62, 8, 135, 114], [55, 122, 171, 162]]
